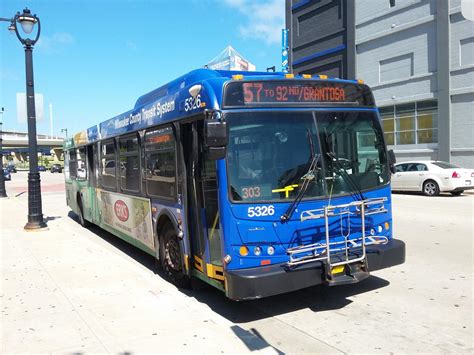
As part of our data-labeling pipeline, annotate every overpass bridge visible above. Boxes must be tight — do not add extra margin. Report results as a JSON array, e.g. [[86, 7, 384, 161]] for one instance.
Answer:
[[1, 131, 65, 163]]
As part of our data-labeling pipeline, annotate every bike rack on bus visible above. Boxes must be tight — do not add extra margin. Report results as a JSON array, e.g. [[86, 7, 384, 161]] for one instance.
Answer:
[[286, 197, 389, 268]]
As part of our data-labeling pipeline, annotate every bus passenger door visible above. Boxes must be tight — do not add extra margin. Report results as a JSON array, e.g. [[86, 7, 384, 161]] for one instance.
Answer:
[[86, 144, 99, 223], [181, 121, 223, 280]]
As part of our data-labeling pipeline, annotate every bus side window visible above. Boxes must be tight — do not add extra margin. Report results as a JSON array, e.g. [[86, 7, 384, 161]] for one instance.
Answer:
[[64, 150, 71, 180], [69, 149, 77, 179], [119, 133, 140, 193], [101, 139, 117, 190], [77, 147, 87, 180], [144, 126, 177, 200]]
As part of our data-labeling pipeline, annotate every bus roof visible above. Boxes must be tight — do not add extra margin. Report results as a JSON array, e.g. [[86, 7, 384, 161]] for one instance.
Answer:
[[66, 68, 370, 148]]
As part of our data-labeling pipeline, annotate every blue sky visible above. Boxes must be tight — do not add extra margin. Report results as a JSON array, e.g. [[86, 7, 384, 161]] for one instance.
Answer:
[[0, 0, 284, 136]]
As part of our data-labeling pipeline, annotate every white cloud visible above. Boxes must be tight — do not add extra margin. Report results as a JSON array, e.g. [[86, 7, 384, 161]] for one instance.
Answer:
[[36, 32, 74, 52], [223, 0, 285, 45], [126, 40, 138, 51]]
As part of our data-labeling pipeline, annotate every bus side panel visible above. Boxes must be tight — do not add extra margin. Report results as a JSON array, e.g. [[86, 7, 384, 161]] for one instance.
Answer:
[[95, 189, 155, 253]]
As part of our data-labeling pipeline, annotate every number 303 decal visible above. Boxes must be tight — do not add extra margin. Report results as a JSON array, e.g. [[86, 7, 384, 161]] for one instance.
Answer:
[[247, 205, 275, 217]]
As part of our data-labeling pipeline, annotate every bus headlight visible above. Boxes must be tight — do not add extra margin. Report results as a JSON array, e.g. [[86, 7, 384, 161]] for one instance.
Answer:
[[370, 228, 375, 236], [254, 246, 262, 256], [377, 225, 383, 233], [267, 246, 275, 255]]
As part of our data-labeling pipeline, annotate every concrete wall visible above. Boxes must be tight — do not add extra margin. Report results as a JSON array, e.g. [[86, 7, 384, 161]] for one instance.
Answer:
[[450, 93, 474, 167], [449, 5, 474, 167], [287, 0, 473, 167], [355, 1, 437, 105], [286, 0, 355, 78]]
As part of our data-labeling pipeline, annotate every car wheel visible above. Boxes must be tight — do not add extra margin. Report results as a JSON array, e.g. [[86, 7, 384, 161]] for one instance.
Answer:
[[77, 197, 91, 228], [159, 225, 191, 288], [423, 180, 440, 196], [450, 190, 463, 196]]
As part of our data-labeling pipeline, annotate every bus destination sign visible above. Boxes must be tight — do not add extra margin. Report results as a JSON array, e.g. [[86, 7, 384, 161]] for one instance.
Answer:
[[243, 82, 345, 103], [223, 80, 374, 107]]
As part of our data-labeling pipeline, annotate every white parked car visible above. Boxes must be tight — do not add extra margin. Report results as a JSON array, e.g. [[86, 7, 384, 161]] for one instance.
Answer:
[[391, 161, 474, 196]]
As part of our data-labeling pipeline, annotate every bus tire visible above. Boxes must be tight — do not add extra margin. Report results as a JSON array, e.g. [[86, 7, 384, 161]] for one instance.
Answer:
[[423, 180, 439, 196], [159, 225, 191, 289], [77, 196, 91, 228]]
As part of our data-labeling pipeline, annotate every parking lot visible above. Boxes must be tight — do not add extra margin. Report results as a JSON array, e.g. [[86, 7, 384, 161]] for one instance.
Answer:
[[1, 171, 473, 353]]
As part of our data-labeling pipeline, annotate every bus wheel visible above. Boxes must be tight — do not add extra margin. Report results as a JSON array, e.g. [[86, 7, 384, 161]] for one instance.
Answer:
[[77, 197, 91, 228], [160, 226, 191, 289]]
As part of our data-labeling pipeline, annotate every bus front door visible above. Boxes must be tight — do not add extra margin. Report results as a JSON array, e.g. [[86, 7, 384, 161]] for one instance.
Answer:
[[181, 121, 224, 283]]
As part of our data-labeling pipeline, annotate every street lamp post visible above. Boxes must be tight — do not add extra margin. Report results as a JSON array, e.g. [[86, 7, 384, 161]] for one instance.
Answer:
[[61, 128, 68, 138], [1, 8, 47, 229], [0, 107, 7, 198]]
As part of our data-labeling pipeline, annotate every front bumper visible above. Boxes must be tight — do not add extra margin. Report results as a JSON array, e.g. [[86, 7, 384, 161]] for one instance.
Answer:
[[225, 238, 405, 301]]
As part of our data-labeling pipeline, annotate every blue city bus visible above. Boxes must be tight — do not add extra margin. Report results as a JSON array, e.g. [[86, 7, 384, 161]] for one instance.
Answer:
[[64, 69, 405, 300]]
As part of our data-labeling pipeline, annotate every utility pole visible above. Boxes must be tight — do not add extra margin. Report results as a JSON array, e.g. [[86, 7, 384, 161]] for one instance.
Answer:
[[0, 107, 7, 198]]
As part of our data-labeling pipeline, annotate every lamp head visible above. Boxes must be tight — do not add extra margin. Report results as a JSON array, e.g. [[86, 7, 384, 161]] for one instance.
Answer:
[[18, 8, 37, 34], [13, 8, 41, 46], [8, 21, 15, 33]]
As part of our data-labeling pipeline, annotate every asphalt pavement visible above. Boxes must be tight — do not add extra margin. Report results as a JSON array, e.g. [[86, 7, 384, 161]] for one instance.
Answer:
[[1, 171, 473, 353]]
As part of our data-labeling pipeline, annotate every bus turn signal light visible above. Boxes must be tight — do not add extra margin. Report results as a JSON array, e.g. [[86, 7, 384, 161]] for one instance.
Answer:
[[239, 246, 249, 256], [302, 74, 312, 78], [357, 79, 364, 84], [232, 74, 244, 80], [285, 73, 295, 78]]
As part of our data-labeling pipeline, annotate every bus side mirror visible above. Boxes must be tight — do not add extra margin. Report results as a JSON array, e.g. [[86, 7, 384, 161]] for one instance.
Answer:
[[207, 147, 227, 160], [388, 149, 396, 174], [204, 120, 227, 147], [204, 119, 227, 160]]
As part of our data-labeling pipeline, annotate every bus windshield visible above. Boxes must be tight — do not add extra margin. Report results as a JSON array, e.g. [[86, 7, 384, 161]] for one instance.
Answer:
[[226, 111, 389, 202]]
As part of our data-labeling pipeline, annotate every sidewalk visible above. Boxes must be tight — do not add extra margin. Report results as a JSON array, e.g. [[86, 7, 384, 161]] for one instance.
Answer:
[[0, 192, 277, 353]]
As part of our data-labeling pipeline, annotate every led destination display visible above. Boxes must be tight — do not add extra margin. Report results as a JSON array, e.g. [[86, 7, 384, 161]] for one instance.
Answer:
[[224, 80, 375, 107]]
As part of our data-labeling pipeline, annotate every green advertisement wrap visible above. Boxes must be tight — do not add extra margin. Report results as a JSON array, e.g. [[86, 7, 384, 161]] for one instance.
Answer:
[[98, 190, 154, 250]]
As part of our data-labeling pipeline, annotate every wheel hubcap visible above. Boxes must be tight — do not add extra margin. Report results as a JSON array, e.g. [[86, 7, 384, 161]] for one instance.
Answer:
[[425, 183, 435, 195]]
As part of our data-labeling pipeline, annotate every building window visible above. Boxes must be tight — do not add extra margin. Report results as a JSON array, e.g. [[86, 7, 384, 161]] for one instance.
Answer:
[[389, 0, 395, 7], [460, 37, 474, 66], [119, 134, 140, 193], [416, 100, 438, 144], [395, 103, 415, 145], [380, 106, 395, 145], [379, 53, 414, 83], [144, 126, 177, 200], [379, 100, 437, 146]]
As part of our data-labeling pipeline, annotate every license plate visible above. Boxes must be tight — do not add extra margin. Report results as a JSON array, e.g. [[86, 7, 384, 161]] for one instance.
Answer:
[[466, 180, 471, 186], [331, 265, 345, 274]]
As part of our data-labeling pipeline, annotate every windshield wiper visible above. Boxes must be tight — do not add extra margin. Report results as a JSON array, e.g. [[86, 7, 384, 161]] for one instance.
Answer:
[[327, 152, 365, 200], [280, 129, 320, 223]]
